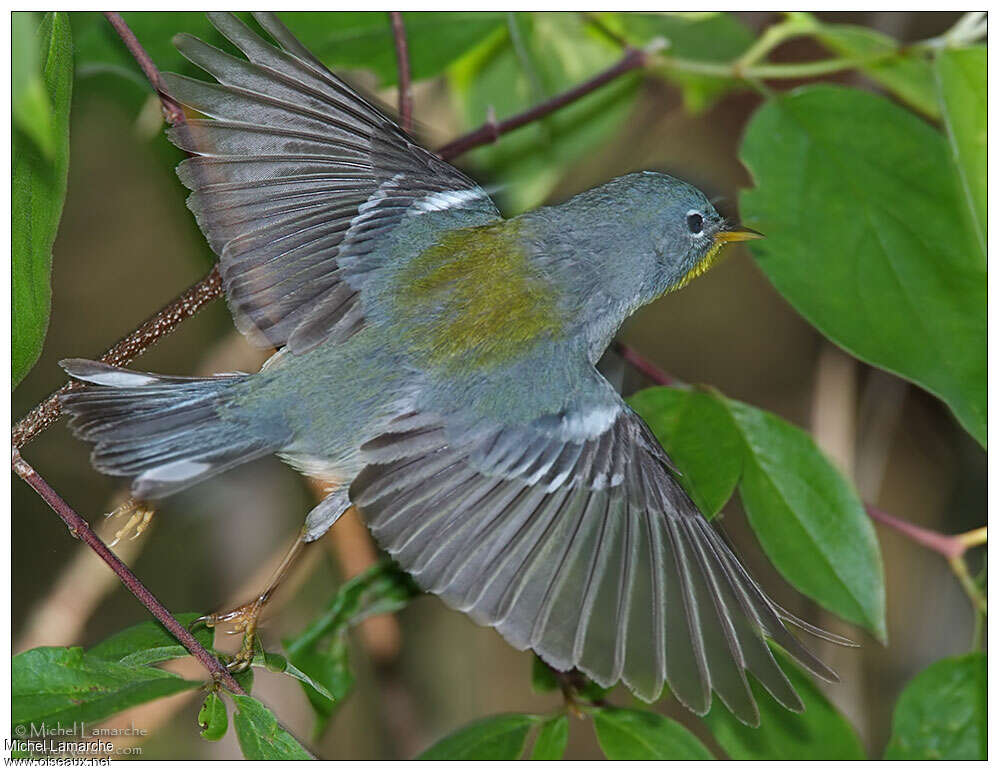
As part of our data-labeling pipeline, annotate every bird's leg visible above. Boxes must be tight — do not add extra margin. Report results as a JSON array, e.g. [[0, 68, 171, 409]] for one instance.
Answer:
[[194, 532, 308, 672], [106, 498, 156, 547]]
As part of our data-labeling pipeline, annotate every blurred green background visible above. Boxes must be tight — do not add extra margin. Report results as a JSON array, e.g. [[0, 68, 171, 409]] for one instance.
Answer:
[[12, 11, 985, 760]]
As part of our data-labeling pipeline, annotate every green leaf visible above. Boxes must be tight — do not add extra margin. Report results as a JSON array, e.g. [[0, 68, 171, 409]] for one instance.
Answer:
[[232, 695, 311, 760], [617, 12, 754, 112], [884, 653, 986, 760], [630, 385, 886, 640], [252, 650, 336, 703], [530, 714, 569, 760], [232, 666, 255, 694], [417, 714, 539, 760], [577, 679, 613, 703], [12, 13, 55, 159], [935, 46, 985, 255], [283, 633, 353, 737], [628, 386, 742, 517], [726, 398, 885, 640], [740, 85, 986, 447], [592, 707, 714, 760], [449, 13, 639, 213], [530, 655, 559, 693], [703, 648, 865, 759], [72, 12, 504, 113], [198, 692, 229, 742], [814, 20, 939, 118], [118, 645, 190, 667], [286, 560, 419, 658], [13, 11, 73, 387], [282, 561, 417, 734], [73, 12, 214, 86], [87, 613, 215, 662], [12, 647, 202, 729]]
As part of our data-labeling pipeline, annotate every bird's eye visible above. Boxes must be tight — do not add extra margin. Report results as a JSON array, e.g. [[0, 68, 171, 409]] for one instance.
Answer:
[[686, 211, 704, 235]]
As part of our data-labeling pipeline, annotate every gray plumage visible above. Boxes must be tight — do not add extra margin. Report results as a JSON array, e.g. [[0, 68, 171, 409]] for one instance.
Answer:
[[60, 12, 845, 726]]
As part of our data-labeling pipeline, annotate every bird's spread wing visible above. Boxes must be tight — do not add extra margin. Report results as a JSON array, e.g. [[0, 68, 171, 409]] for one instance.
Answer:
[[163, 12, 498, 353], [350, 371, 842, 725]]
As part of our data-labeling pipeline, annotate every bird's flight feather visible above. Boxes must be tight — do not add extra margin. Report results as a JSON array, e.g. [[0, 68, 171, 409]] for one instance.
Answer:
[[57, 12, 847, 726]]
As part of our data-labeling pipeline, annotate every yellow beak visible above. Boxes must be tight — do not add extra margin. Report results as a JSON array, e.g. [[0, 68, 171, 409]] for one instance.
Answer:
[[712, 226, 765, 246]]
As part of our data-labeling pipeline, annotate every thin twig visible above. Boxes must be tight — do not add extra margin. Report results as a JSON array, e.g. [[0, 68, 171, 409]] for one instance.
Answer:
[[612, 341, 674, 386], [579, 12, 630, 49], [436, 44, 652, 161], [12, 449, 245, 695], [864, 505, 967, 560], [949, 554, 988, 615], [388, 12, 413, 133], [12, 266, 222, 449], [103, 12, 186, 126]]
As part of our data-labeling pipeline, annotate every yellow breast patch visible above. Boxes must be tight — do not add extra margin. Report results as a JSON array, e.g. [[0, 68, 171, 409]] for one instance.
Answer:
[[394, 223, 564, 371]]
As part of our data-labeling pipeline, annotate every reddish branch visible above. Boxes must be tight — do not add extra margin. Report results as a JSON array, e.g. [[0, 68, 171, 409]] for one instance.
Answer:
[[612, 341, 674, 386], [103, 12, 186, 126], [12, 449, 245, 694], [437, 45, 648, 160], [865, 505, 968, 560], [388, 12, 413, 133]]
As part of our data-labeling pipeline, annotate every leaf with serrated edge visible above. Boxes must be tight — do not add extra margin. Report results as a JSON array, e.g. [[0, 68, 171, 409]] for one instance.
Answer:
[[232, 695, 311, 760], [13, 647, 201, 728]]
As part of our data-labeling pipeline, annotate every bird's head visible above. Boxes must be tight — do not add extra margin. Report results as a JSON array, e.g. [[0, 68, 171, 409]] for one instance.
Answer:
[[599, 171, 763, 298]]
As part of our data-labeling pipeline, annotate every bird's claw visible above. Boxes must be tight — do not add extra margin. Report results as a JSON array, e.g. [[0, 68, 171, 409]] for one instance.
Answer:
[[105, 499, 156, 547], [191, 598, 266, 672]]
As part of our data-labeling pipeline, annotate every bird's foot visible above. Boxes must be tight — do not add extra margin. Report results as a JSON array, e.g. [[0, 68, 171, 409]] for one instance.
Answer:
[[190, 535, 308, 672], [193, 596, 266, 672], [105, 498, 156, 547]]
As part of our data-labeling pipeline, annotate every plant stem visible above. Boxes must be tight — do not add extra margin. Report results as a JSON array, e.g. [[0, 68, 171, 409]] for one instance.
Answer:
[[103, 12, 185, 127], [651, 49, 900, 81], [959, 526, 988, 550], [611, 341, 674, 386], [436, 43, 653, 160], [733, 13, 817, 72], [12, 449, 245, 694], [971, 609, 985, 650], [949, 555, 988, 615], [388, 12, 413, 133], [864, 505, 967, 560]]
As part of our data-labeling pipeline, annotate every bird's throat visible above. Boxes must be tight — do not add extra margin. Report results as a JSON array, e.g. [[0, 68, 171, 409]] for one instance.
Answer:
[[668, 239, 727, 293]]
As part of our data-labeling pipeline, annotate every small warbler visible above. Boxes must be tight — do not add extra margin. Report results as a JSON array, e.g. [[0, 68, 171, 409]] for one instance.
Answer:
[[61, 12, 841, 725]]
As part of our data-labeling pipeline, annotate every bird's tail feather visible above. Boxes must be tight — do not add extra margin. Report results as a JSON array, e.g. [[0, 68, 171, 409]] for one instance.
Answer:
[[60, 359, 286, 499]]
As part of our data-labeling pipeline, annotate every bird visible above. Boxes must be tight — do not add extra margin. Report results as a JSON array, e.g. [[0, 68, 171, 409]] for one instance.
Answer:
[[60, 11, 844, 726]]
